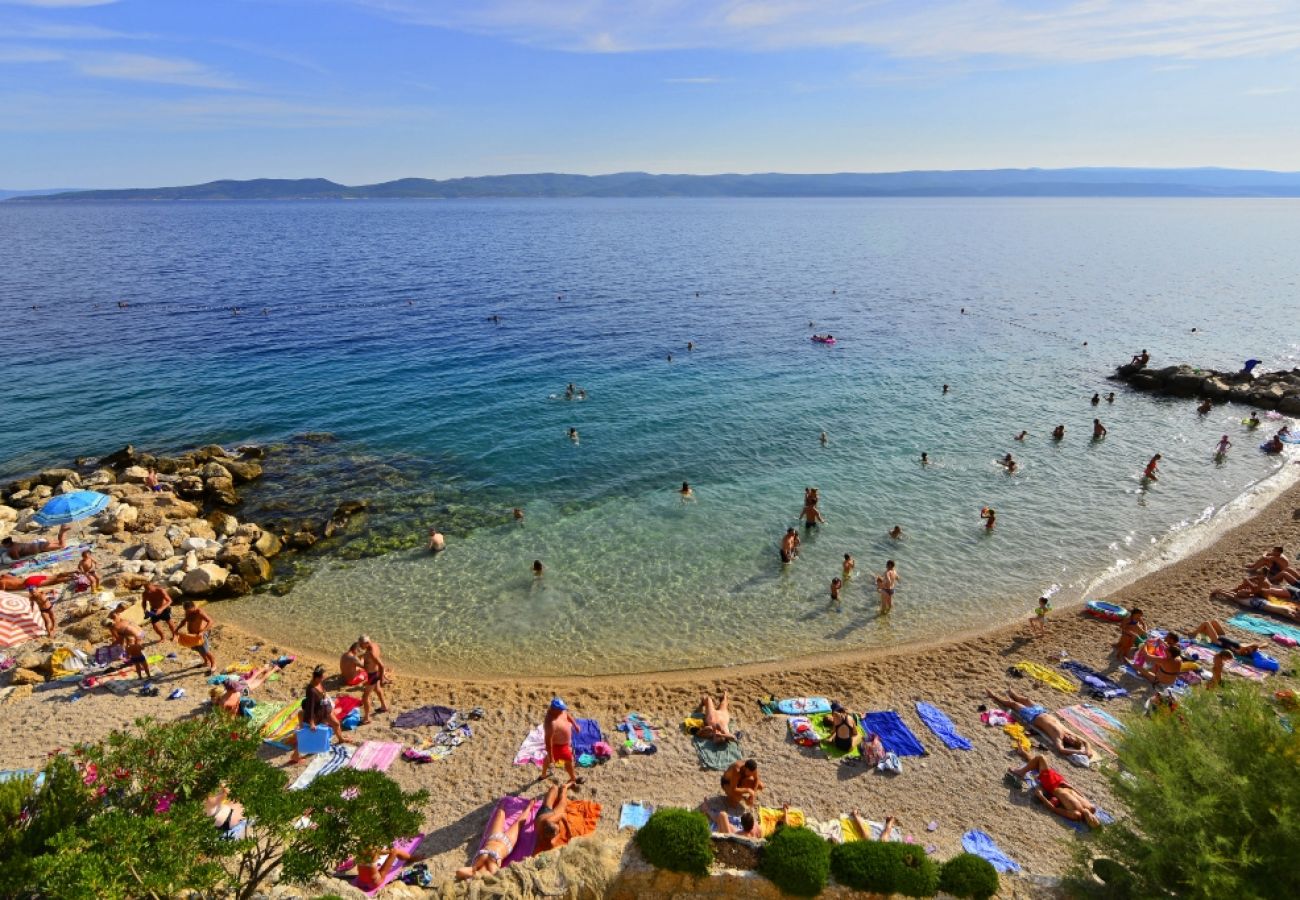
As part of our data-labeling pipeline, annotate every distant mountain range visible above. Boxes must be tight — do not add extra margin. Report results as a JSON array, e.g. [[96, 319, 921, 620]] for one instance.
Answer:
[[0, 188, 83, 200], [9, 168, 1300, 201]]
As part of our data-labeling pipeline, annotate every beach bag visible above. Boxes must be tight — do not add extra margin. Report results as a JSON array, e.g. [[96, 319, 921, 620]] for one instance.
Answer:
[[340, 708, 362, 730], [787, 716, 818, 747]]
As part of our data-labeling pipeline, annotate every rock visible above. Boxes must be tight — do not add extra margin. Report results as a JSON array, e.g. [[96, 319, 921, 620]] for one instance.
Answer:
[[180, 536, 219, 553], [0, 505, 15, 522], [216, 535, 253, 566], [5, 477, 35, 496], [152, 456, 189, 475], [1165, 372, 1204, 397], [165, 524, 189, 546], [122, 465, 150, 483], [184, 550, 199, 572], [168, 570, 186, 588], [210, 489, 241, 508], [288, 531, 318, 549], [207, 511, 238, 537], [220, 574, 251, 598], [186, 518, 217, 541], [1279, 395, 1300, 416], [333, 499, 369, 519], [201, 462, 233, 480], [236, 445, 265, 459], [161, 555, 186, 575], [154, 496, 200, 519], [83, 468, 116, 487], [121, 560, 143, 575], [15, 651, 44, 671], [253, 531, 282, 558], [9, 668, 43, 687], [181, 563, 229, 595], [197, 444, 231, 460], [234, 522, 263, 540], [223, 459, 263, 483], [0, 684, 32, 704], [175, 475, 205, 499], [205, 475, 235, 496], [236, 553, 272, 586], [99, 444, 137, 468], [37, 468, 80, 488], [143, 532, 174, 561], [31, 485, 52, 501]]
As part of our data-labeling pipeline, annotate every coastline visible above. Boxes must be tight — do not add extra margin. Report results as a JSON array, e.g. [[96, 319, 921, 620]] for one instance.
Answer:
[[2, 466, 1292, 889]]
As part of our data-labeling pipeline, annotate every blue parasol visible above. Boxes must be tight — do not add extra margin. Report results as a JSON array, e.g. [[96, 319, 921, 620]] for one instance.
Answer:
[[33, 490, 111, 527]]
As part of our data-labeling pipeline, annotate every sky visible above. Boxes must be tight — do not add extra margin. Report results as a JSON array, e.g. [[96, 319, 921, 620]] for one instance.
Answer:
[[2, 0, 1299, 188]]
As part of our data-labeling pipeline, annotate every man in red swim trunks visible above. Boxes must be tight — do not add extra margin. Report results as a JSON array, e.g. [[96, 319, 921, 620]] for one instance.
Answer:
[[1009, 751, 1101, 828], [541, 697, 580, 786], [0, 571, 73, 592]]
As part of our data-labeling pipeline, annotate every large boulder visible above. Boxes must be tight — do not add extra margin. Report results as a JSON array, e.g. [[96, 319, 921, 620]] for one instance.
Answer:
[[219, 574, 251, 598], [215, 535, 253, 567], [1201, 377, 1231, 400], [253, 531, 282, 558], [236, 445, 265, 460], [1279, 394, 1300, 416], [234, 522, 263, 540], [201, 462, 232, 481], [207, 511, 238, 537], [196, 444, 231, 461], [143, 531, 175, 562], [98, 445, 137, 468], [153, 496, 200, 519], [122, 465, 150, 483], [181, 563, 229, 596], [0, 505, 15, 522], [236, 553, 272, 586], [175, 475, 205, 499], [205, 476, 235, 496], [165, 523, 190, 546], [223, 460, 263, 483], [83, 468, 116, 487], [210, 489, 241, 508], [37, 468, 80, 488], [288, 531, 318, 549]]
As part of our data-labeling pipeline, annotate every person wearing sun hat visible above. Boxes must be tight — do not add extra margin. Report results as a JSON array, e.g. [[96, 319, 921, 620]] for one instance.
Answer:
[[541, 697, 581, 785]]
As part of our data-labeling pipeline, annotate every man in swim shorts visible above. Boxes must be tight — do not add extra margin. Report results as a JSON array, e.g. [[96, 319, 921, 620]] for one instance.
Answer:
[[780, 528, 800, 564], [340, 641, 366, 686], [721, 758, 763, 808], [985, 688, 1093, 758], [1247, 547, 1296, 582], [1008, 751, 1101, 828], [0, 571, 73, 592], [541, 697, 579, 785], [1, 524, 70, 561], [875, 560, 898, 614], [359, 634, 388, 724], [180, 600, 217, 674], [141, 582, 177, 642], [427, 528, 446, 553]]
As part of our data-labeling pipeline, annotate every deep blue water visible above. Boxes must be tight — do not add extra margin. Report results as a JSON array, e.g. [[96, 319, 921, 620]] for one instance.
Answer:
[[3, 198, 1297, 674]]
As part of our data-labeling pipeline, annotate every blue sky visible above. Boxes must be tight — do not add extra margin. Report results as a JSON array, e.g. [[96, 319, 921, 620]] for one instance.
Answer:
[[2, 0, 1299, 187]]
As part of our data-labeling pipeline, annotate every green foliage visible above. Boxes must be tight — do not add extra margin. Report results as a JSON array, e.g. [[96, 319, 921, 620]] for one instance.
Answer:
[[635, 807, 714, 876], [759, 826, 831, 897], [938, 853, 1000, 900], [830, 840, 939, 897], [1067, 680, 1300, 900], [12, 716, 427, 900]]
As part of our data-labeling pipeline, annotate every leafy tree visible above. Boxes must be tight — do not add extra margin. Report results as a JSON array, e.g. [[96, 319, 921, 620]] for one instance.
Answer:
[[1067, 680, 1300, 900]]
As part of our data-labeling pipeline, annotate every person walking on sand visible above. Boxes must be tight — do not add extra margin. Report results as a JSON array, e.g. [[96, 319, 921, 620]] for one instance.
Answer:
[[28, 586, 56, 636], [141, 582, 177, 642], [875, 560, 898, 614], [359, 634, 388, 724], [180, 600, 217, 674], [1143, 453, 1161, 482], [1092, 419, 1107, 439], [1028, 596, 1051, 637], [541, 697, 581, 785]]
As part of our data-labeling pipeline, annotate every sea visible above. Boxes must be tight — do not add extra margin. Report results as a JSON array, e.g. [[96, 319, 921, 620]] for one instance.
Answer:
[[2, 197, 1297, 676]]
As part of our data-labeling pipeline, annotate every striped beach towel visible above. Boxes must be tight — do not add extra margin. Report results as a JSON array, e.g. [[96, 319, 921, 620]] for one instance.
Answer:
[[349, 741, 402, 772], [1055, 706, 1118, 757], [289, 744, 354, 790], [260, 703, 300, 745]]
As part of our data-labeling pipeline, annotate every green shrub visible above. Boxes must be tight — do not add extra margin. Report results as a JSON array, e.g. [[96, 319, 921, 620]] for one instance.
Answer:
[[635, 808, 713, 876], [1066, 679, 1300, 900], [831, 840, 938, 897], [938, 853, 999, 900], [759, 826, 830, 897]]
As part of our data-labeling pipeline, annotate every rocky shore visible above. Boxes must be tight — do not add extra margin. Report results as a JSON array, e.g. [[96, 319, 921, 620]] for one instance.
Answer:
[[1113, 360, 1300, 414]]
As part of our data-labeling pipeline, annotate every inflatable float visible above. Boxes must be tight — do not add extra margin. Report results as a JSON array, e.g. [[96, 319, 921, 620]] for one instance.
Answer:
[[811, 334, 836, 345], [1085, 600, 1128, 623]]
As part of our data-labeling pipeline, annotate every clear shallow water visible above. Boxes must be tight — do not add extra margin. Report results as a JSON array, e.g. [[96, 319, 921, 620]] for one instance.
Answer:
[[2, 198, 1298, 676]]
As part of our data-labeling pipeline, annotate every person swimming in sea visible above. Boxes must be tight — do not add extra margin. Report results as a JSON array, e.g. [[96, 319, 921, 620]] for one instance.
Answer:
[[679, 481, 694, 501], [1143, 453, 1161, 481], [1106, 392, 1115, 403], [1215, 435, 1232, 457], [889, 525, 903, 540], [568, 427, 579, 443], [1014, 431, 1028, 441], [1091, 393, 1100, 405], [565, 383, 575, 400], [1197, 398, 1213, 415], [533, 560, 544, 579], [1245, 412, 1261, 429], [1092, 419, 1107, 439], [1052, 424, 1065, 441], [942, 384, 950, 394], [920, 452, 930, 466], [980, 507, 997, 530], [999, 453, 1017, 474], [687, 341, 694, 351]]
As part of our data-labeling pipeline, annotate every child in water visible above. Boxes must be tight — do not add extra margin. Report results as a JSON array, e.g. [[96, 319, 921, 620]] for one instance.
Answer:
[[830, 577, 842, 608], [980, 507, 997, 530]]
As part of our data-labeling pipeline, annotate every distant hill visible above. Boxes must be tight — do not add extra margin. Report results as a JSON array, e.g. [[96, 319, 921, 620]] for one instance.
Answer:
[[11, 168, 1300, 201], [0, 188, 83, 200]]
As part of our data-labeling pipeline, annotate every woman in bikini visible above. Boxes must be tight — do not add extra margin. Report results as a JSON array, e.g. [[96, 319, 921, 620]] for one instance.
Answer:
[[456, 798, 538, 880]]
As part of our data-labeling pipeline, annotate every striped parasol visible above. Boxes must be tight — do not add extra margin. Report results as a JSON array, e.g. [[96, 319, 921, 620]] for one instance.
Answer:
[[0, 591, 44, 648]]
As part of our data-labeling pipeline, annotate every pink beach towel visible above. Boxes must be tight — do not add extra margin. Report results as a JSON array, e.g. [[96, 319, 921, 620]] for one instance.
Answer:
[[338, 835, 423, 896], [514, 724, 547, 766], [478, 795, 540, 867], [349, 741, 402, 772]]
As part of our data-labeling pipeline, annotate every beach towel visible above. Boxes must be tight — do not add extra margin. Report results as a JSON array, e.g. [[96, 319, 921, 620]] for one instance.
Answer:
[[1002, 723, 1031, 753], [1228, 613, 1300, 644], [759, 806, 806, 837], [572, 717, 604, 761], [1056, 706, 1119, 757], [244, 699, 289, 732], [260, 703, 301, 746], [550, 799, 602, 849], [1014, 661, 1077, 693], [1181, 642, 1268, 680], [349, 741, 402, 772], [838, 816, 901, 842], [1060, 660, 1128, 699], [803, 713, 861, 758], [617, 713, 657, 743], [814, 819, 844, 843], [514, 725, 547, 766], [392, 705, 456, 728], [694, 735, 743, 771], [3, 543, 93, 577], [775, 697, 832, 715], [290, 744, 355, 790], [343, 835, 423, 896], [962, 830, 1020, 874], [914, 702, 972, 751], [93, 644, 126, 667], [863, 711, 926, 757], [479, 796, 540, 868], [619, 802, 653, 830], [334, 695, 361, 719]]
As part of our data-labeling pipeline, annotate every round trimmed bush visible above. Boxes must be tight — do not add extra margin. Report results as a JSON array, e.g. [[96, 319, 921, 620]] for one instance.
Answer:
[[831, 840, 939, 897], [759, 826, 830, 897], [938, 852, 1000, 900], [635, 808, 713, 876]]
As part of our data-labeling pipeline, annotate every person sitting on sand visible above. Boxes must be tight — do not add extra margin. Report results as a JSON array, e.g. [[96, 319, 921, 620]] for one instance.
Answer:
[[1248, 546, 1297, 581], [694, 691, 739, 744], [427, 527, 446, 553], [77, 550, 101, 591], [340, 641, 366, 687], [1113, 608, 1146, 660], [534, 781, 581, 853], [780, 528, 800, 564], [825, 704, 862, 756], [721, 758, 763, 808], [985, 688, 1093, 759], [141, 583, 177, 642], [0, 571, 73, 592], [541, 697, 581, 786], [1, 524, 70, 561], [352, 842, 419, 892], [1008, 750, 1101, 828]]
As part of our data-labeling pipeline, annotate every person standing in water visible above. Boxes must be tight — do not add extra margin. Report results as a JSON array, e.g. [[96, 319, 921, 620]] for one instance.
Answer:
[[842, 553, 855, 579], [678, 481, 694, 501], [999, 453, 1017, 474], [820, 431, 828, 446], [1052, 425, 1065, 441], [1106, 392, 1115, 403], [1091, 393, 1100, 405], [567, 427, 579, 443], [1143, 454, 1161, 482], [1215, 435, 1232, 456], [799, 490, 826, 528], [533, 560, 544, 579], [1092, 419, 1107, 439], [920, 452, 930, 466], [980, 507, 997, 530], [889, 525, 903, 540], [942, 384, 950, 395], [875, 560, 898, 614], [830, 577, 842, 608], [780, 528, 800, 564]]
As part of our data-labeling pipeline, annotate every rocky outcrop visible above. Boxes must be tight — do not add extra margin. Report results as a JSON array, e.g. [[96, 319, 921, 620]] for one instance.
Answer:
[[181, 563, 229, 595], [1114, 361, 1300, 414]]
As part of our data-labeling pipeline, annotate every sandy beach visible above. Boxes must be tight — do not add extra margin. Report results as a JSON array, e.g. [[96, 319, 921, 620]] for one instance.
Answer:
[[3, 471, 1297, 893]]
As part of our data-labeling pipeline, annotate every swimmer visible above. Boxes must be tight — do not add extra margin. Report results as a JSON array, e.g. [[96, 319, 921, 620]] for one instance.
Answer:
[[1143, 453, 1161, 482], [1052, 425, 1065, 441], [820, 431, 828, 446], [1092, 419, 1107, 439], [513, 507, 525, 522], [999, 453, 1017, 474], [427, 528, 446, 553], [577, 388, 586, 400], [875, 560, 898, 614], [942, 384, 950, 394], [830, 576, 842, 607], [687, 341, 694, 351], [565, 383, 575, 400], [1197, 398, 1212, 415], [1215, 435, 1232, 456], [1014, 431, 1028, 441], [567, 427, 579, 443], [780, 528, 800, 564], [842, 553, 855, 579], [920, 452, 929, 466], [679, 481, 694, 501], [667, 354, 673, 362], [1246, 412, 1261, 429], [1090, 393, 1100, 405], [1106, 392, 1115, 403], [533, 560, 544, 578], [980, 507, 997, 530], [889, 525, 903, 540]]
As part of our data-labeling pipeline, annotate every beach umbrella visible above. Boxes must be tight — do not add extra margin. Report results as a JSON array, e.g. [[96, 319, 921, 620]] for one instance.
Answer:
[[32, 490, 110, 528], [0, 591, 44, 648]]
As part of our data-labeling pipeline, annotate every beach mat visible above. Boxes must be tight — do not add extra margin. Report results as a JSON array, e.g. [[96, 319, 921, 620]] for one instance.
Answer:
[[479, 796, 539, 868], [1228, 613, 1300, 644], [514, 724, 546, 766], [914, 701, 972, 751], [863, 711, 926, 757], [1060, 660, 1128, 699], [392, 705, 455, 728], [551, 799, 602, 849], [1181, 642, 1268, 680], [759, 806, 806, 837], [617, 713, 657, 744], [350, 741, 402, 772], [572, 717, 604, 762], [619, 802, 654, 830], [290, 744, 354, 790], [693, 735, 743, 771], [1014, 661, 1077, 693], [837, 815, 901, 842], [962, 830, 1020, 874], [806, 712, 865, 758], [1055, 706, 1118, 757], [260, 703, 301, 746], [3, 543, 94, 577]]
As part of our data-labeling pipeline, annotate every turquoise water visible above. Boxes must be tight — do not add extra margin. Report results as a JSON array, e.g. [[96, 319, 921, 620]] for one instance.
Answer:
[[2, 198, 1297, 675]]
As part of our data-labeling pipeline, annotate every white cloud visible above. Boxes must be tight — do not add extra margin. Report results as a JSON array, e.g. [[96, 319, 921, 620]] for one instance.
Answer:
[[1244, 85, 1294, 95], [352, 0, 1300, 63], [75, 52, 241, 88]]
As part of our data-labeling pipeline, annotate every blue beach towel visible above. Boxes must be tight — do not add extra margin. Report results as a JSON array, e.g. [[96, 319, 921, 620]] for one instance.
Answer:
[[1060, 660, 1128, 700], [962, 830, 1021, 873], [914, 702, 972, 751], [619, 802, 654, 830], [1228, 613, 1300, 644], [863, 711, 927, 757], [572, 717, 603, 759]]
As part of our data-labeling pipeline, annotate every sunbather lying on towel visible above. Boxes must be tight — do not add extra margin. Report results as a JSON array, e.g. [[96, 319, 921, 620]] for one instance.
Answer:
[[1192, 619, 1264, 656], [351, 841, 420, 891], [708, 806, 762, 838], [847, 809, 898, 842], [456, 799, 536, 881], [1212, 577, 1300, 619], [985, 688, 1093, 758], [692, 691, 738, 744], [534, 781, 580, 853], [1009, 751, 1101, 828]]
